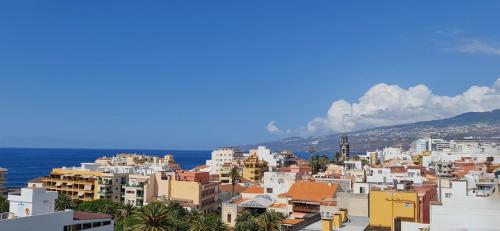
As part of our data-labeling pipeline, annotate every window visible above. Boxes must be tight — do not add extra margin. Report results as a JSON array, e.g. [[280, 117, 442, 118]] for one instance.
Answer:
[[103, 221, 111, 226], [92, 222, 101, 227], [227, 214, 232, 223], [266, 188, 273, 193], [445, 193, 452, 198], [74, 224, 82, 230]]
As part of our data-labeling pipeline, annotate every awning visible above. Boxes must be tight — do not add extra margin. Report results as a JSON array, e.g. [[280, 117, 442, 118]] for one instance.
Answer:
[[78, 192, 84, 197], [84, 185, 92, 191], [56, 182, 62, 187]]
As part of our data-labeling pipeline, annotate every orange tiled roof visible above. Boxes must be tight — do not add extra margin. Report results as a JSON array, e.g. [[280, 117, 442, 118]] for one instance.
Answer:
[[283, 181, 337, 203], [283, 219, 304, 225], [270, 203, 287, 208], [241, 186, 264, 194], [219, 184, 247, 193]]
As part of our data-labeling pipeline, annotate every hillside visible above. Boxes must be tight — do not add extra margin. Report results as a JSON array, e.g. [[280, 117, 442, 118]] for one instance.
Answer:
[[242, 109, 500, 153]]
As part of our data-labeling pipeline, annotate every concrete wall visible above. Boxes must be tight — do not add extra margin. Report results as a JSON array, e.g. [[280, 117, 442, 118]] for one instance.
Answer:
[[401, 221, 430, 231], [171, 180, 201, 205], [336, 192, 368, 217]]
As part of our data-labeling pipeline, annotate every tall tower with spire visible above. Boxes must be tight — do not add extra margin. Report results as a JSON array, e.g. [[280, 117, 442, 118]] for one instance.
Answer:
[[340, 135, 349, 160]]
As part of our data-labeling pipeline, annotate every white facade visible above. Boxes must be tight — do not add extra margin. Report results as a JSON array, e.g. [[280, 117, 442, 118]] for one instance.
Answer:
[[381, 147, 412, 162], [0, 210, 113, 231], [410, 138, 431, 155], [352, 182, 369, 194], [8, 188, 57, 218], [430, 188, 500, 231], [366, 167, 425, 184], [249, 146, 283, 168], [262, 172, 297, 196], [210, 148, 243, 174], [1, 187, 113, 231]]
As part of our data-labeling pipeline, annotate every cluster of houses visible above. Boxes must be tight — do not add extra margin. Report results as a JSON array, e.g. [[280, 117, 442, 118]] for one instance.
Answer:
[[0, 136, 499, 230]]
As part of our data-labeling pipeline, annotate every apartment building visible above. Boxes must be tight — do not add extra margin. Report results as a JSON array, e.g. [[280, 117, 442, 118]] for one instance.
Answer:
[[262, 171, 297, 196], [368, 183, 437, 231], [242, 153, 268, 182], [219, 163, 239, 184], [43, 168, 102, 201], [209, 147, 244, 175], [249, 146, 283, 168], [140, 171, 220, 213]]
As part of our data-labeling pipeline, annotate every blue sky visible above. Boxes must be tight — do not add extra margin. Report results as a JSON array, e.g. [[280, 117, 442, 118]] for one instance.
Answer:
[[0, 1, 499, 149]]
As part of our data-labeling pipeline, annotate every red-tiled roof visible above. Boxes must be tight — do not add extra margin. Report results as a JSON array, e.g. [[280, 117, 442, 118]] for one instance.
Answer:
[[283, 181, 337, 203], [28, 177, 44, 183], [219, 184, 247, 193], [270, 203, 287, 208], [73, 211, 112, 221], [283, 218, 304, 225], [241, 186, 264, 194]]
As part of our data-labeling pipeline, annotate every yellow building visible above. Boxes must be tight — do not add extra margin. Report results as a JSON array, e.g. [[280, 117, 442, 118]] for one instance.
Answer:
[[242, 153, 268, 182], [143, 171, 219, 213], [43, 168, 103, 201], [369, 188, 419, 231]]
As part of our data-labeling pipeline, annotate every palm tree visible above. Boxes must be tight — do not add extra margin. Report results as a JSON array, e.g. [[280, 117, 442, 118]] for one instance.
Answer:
[[187, 209, 204, 231], [118, 203, 136, 231], [229, 166, 240, 197], [131, 202, 174, 231], [256, 211, 284, 231], [55, 194, 74, 211], [234, 211, 259, 231], [188, 210, 228, 231], [205, 213, 228, 231]]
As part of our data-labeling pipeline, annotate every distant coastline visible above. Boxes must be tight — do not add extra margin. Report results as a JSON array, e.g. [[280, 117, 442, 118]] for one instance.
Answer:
[[0, 147, 212, 188]]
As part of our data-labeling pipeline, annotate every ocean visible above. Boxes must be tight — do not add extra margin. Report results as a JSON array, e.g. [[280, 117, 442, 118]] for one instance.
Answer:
[[0, 148, 212, 188]]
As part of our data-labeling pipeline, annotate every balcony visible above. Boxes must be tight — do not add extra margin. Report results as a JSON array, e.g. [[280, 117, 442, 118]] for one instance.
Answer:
[[292, 203, 320, 213]]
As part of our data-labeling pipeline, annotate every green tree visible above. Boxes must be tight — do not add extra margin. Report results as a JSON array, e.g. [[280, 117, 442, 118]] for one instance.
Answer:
[[117, 203, 136, 231], [0, 196, 9, 213], [131, 202, 175, 231], [333, 152, 344, 165], [188, 210, 228, 231], [204, 213, 228, 231], [55, 194, 74, 211], [229, 166, 240, 196], [256, 210, 284, 231], [234, 211, 260, 231], [76, 199, 122, 216]]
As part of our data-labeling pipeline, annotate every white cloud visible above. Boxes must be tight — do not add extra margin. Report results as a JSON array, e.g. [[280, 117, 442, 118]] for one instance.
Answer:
[[266, 121, 291, 135], [457, 39, 500, 56], [304, 78, 500, 135]]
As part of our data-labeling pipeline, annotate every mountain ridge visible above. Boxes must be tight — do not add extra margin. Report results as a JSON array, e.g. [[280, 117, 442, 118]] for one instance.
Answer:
[[242, 109, 500, 153]]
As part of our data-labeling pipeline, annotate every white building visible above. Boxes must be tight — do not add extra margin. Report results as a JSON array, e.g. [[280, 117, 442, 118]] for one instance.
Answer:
[[249, 146, 283, 168], [8, 188, 57, 218], [410, 138, 431, 155], [210, 148, 244, 174], [381, 147, 412, 162], [430, 184, 500, 231], [366, 167, 425, 184], [1, 188, 113, 231], [262, 172, 297, 196]]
